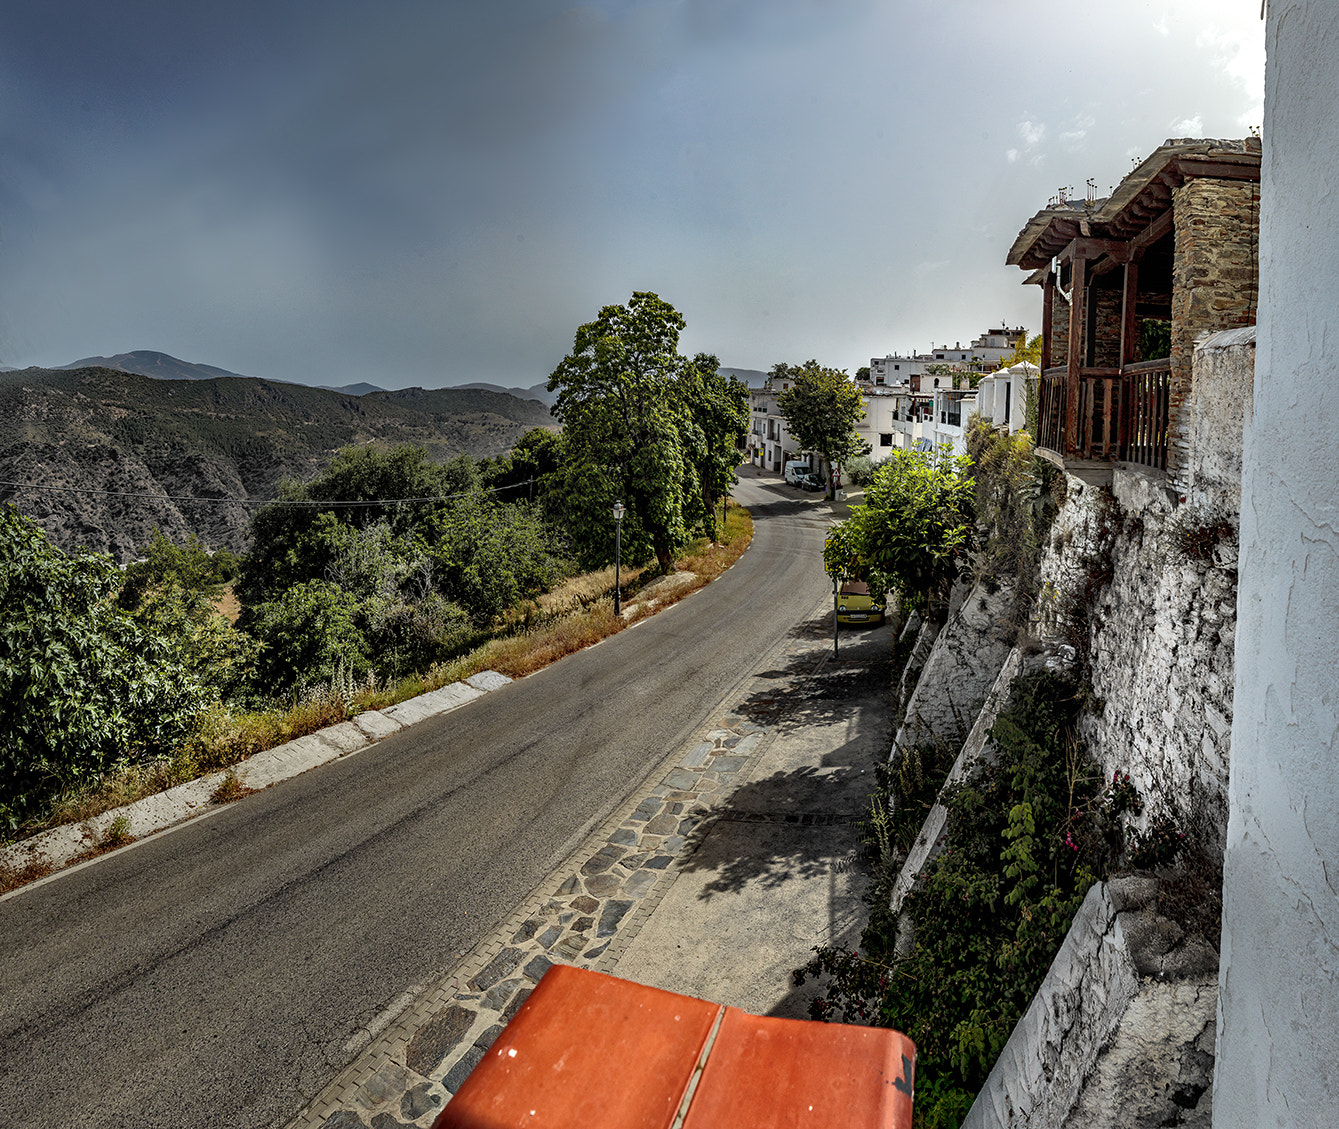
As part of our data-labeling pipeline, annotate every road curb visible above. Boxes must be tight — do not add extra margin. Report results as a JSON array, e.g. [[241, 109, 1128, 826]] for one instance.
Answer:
[[0, 671, 514, 893]]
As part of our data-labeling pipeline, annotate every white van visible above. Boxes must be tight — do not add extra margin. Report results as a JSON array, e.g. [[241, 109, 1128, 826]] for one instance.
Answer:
[[784, 460, 810, 485]]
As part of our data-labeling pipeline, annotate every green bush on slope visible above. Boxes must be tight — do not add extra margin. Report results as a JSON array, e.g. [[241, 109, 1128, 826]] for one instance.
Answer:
[[0, 506, 209, 831]]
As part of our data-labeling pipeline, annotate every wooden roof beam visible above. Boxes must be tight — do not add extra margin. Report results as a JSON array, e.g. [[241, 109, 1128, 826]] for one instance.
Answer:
[[1128, 208, 1175, 257], [1059, 237, 1129, 265], [1172, 157, 1263, 181]]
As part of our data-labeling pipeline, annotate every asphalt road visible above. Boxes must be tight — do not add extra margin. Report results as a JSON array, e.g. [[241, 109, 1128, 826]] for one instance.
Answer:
[[0, 469, 837, 1129]]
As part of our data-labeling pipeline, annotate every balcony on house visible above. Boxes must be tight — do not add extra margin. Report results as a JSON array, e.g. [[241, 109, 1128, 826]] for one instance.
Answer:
[[1008, 138, 1259, 486]]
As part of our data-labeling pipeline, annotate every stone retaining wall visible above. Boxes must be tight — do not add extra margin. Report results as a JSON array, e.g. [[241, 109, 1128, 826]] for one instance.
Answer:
[[890, 582, 1015, 762], [964, 876, 1217, 1129], [1030, 331, 1253, 851]]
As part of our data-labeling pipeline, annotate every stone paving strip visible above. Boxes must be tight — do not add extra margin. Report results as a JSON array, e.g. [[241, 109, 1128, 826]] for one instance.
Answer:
[[285, 711, 783, 1129], [0, 670, 515, 884]]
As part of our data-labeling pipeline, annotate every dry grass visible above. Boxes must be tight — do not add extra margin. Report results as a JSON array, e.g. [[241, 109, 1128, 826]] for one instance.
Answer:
[[6, 502, 753, 858], [210, 769, 253, 804], [215, 584, 242, 625]]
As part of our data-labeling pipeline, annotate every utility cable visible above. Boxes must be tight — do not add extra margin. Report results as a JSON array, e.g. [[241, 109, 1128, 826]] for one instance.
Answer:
[[0, 478, 535, 507]]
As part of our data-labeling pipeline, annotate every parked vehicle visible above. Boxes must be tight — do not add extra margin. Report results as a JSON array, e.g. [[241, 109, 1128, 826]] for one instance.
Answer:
[[797, 472, 824, 491], [783, 460, 811, 485], [836, 579, 885, 626]]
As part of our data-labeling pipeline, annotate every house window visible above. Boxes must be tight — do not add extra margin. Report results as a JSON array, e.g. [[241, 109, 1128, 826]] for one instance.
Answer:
[[894, 364, 900, 370], [880, 433, 892, 446]]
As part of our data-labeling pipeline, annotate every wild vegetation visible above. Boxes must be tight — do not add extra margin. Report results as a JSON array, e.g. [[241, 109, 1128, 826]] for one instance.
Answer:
[[0, 293, 751, 845], [801, 422, 1153, 1128], [797, 672, 1159, 1127]]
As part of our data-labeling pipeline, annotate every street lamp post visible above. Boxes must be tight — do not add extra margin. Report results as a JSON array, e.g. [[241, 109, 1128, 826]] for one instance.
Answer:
[[613, 501, 626, 615], [832, 574, 840, 658]]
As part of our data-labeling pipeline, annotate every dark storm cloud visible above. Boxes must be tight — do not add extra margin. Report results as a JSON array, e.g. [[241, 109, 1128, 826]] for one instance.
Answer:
[[0, 2, 1262, 387]]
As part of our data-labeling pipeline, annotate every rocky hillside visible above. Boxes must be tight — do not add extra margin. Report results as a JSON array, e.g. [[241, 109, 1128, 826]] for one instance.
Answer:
[[0, 367, 553, 561]]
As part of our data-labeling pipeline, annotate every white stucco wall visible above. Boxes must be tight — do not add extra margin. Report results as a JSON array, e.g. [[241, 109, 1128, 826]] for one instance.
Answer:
[[1214, 5, 1339, 1126]]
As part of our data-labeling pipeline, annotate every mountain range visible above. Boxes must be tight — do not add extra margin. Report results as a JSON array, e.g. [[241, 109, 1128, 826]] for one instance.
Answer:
[[37, 349, 559, 405], [0, 365, 554, 561]]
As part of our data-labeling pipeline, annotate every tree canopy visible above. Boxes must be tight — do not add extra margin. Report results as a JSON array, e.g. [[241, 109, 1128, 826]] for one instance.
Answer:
[[775, 360, 868, 496], [823, 445, 974, 612], [547, 292, 746, 570]]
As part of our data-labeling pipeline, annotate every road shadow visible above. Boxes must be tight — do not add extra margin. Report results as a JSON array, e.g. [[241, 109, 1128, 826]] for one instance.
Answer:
[[735, 630, 892, 737], [679, 748, 874, 901], [742, 494, 829, 520]]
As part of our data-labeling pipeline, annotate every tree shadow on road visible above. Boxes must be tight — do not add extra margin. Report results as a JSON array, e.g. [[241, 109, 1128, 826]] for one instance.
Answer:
[[737, 631, 892, 737], [680, 731, 879, 901]]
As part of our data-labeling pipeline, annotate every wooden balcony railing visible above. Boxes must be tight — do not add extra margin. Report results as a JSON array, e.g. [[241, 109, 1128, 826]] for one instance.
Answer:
[[1038, 366, 1067, 454], [1036, 358, 1171, 471], [1119, 358, 1171, 470]]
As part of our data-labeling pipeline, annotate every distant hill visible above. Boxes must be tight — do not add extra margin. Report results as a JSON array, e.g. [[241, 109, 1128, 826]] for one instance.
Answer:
[[721, 367, 768, 388], [60, 350, 258, 383], [456, 381, 556, 407], [319, 382, 386, 396], [0, 367, 554, 561]]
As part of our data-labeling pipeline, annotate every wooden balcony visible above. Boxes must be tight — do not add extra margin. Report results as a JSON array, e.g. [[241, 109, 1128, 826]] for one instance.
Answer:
[[1037, 358, 1171, 477]]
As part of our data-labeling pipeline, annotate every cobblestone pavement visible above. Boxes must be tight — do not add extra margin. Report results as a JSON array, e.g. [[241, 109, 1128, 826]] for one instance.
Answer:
[[286, 606, 882, 1129]]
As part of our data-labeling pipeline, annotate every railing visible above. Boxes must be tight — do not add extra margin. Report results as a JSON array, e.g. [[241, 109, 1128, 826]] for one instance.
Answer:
[[1119, 358, 1171, 470], [1076, 367, 1120, 460], [1038, 367, 1067, 454], [1036, 358, 1170, 471]]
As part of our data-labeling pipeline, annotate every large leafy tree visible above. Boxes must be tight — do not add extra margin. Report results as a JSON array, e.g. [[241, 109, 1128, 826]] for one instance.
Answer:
[[547, 292, 744, 570], [823, 445, 975, 613], [775, 360, 869, 496], [678, 352, 749, 539]]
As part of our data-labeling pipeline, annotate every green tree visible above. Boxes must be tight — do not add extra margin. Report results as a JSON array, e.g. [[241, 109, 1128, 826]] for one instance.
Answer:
[[481, 427, 564, 503], [0, 507, 208, 830], [776, 360, 869, 497], [547, 292, 742, 570], [239, 445, 477, 604], [678, 353, 749, 539], [1002, 330, 1043, 368], [423, 496, 567, 625], [824, 446, 974, 612]]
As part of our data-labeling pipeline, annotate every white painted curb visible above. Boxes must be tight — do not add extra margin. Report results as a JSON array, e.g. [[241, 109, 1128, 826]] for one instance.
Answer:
[[0, 671, 513, 879]]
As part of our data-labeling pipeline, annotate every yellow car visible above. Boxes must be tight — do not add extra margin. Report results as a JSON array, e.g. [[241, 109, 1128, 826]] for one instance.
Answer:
[[836, 580, 885, 626]]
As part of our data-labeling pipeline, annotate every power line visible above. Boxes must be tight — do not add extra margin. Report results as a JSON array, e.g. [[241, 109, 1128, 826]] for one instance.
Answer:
[[0, 478, 535, 508]]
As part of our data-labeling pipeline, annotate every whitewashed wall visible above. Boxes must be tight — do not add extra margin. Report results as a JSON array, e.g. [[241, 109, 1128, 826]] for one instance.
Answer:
[[1214, 6, 1339, 1126]]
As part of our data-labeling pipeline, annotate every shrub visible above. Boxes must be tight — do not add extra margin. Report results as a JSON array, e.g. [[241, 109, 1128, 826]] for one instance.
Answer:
[[795, 672, 1115, 1128], [0, 507, 209, 832], [845, 455, 877, 486], [245, 579, 370, 691]]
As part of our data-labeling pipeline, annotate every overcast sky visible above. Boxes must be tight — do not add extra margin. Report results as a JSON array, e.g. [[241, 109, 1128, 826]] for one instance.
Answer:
[[0, 1, 1264, 390]]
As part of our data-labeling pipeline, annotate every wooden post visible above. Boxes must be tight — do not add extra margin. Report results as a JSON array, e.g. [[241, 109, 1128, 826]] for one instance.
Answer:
[[1065, 256, 1087, 458], [1041, 271, 1055, 373], [1118, 260, 1140, 458]]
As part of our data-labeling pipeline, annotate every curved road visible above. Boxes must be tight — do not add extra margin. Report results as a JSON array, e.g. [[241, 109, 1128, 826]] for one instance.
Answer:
[[0, 469, 835, 1129]]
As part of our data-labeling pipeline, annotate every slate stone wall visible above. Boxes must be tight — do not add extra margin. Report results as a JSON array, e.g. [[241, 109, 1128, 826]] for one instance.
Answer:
[[1168, 178, 1259, 490]]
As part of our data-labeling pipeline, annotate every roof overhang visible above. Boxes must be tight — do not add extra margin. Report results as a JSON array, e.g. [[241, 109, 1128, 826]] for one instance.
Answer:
[[1007, 137, 1261, 271]]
